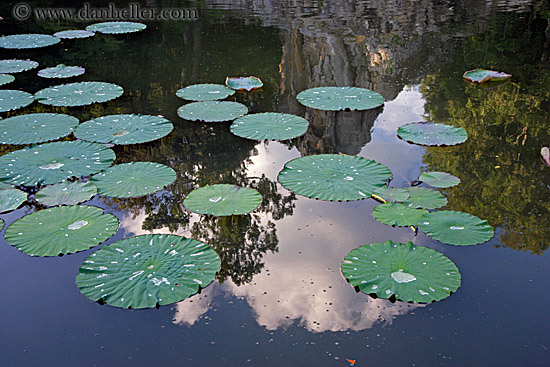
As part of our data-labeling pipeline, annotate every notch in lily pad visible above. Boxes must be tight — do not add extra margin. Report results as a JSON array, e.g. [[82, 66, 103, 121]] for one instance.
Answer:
[[225, 76, 263, 91], [184, 184, 262, 216], [463, 69, 511, 83]]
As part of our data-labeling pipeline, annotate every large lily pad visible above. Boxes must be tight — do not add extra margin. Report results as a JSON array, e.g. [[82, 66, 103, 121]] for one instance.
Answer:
[[278, 154, 392, 201], [372, 203, 428, 227], [0, 113, 79, 145], [0, 90, 34, 112], [183, 184, 261, 216], [0, 188, 27, 213], [341, 240, 461, 303], [74, 114, 173, 145], [0, 74, 15, 86], [230, 112, 309, 141], [463, 69, 512, 83], [38, 64, 85, 79], [397, 122, 468, 146], [296, 87, 384, 111], [419, 171, 460, 188], [176, 84, 235, 101], [76, 234, 221, 309], [177, 101, 248, 122], [53, 30, 95, 39], [86, 22, 147, 34], [91, 162, 176, 198], [0, 141, 116, 186], [0, 59, 39, 74], [5, 205, 118, 257], [34, 82, 123, 107], [35, 181, 97, 206], [404, 187, 447, 209], [225, 76, 263, 91], [372, 186, 409, 203], [418, 210, 494, 246], [0, 34, 60, 49]]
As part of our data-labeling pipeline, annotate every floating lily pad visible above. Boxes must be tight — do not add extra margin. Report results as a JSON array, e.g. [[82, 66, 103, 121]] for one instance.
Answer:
[[177, 101, 248, 122], [404, 187, 447, 209], [341, 240, 461, 303], [0, 90, 34, 112], [35, 181, 97, 206], [372, 203, 428, 227], [225, 76, 263, 91], [0, 113, 79, 145], [230, 112, 309, 141], [74, 114, 173, 145], [91, 162, 176, 198], [0, 141, 116, 186], [0, 188, 27, 213], [463, 69, 512, 83], [418, 210, 494, 246], [0, 34, 60, 49], [38, 64, 85, 79], [0, 219, 3, 231], [86, 22, 147, 34], [0, 59, 39, 74], [184, 184, 261, 216], [397, 122, 468, 146], [176, 84, 235, 101], [297, 87, 384, 111], [35, 82, 123, 107], [419, 171, 460, 188], [0, 74, 15, 86], [53, 30, 95, 39], [5, 205, 118, 257], [372, 186, 409, 202], [278, 154, 392, 201]]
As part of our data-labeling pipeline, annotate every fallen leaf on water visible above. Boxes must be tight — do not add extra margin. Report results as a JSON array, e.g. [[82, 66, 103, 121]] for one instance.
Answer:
[[346, 359, 356, 366]]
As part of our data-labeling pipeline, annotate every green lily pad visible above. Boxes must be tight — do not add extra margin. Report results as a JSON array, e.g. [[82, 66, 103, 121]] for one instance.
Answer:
[[5, 205, 118, 257], [176, 84, 235, 101], [397, 122, 468, 146], [0, 74, 15, 86], [0, 90, 34, 113], [372, 203, 428, 227], [74, 114, 173, 145], [38, 64, 85, 79], [463, 69, 512, 83], [0, 188, 27, 213], [177, 101, 248, 122], [296, 87, 384, 111], [35, 181, 97, 206], [35, 82, 123, 107], [53, 30, 95, 39], [419, 171, 460, 188], [341, 240, 461, 303], [418, 210, 494, 246], [86, 22, 147, 34], [0, 219, 4, 231], [278, 154, 392, 201], [0, 141, 116, 186], [91, 162, 176, 198], [225, 76, 263, 91], [404, 187, 447, 209], [0, 59, 39, 74], [372, 186, 409, 202], [76, 234, 220, 309], [230, 112, 309, 141], [184, 184, 261, 216], [0, 113, 79, 145], [0, 34, 60, 49]]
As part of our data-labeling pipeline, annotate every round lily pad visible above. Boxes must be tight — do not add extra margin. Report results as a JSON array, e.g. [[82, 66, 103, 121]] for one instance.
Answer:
[[35, 181, 97, 206], [5, 205, 119, 257], [35, 82, 123, 107], [74, 114, 173, 145], [38, 64, 85, 79], [184, 184, 261, 216], [397, 122, 468, 146], [86, 22, 147, 34], [0, 34, 60, 49], [297, 86, 384, 111], [225, 76, 263, 91], [404, 187, 447, 209], [0, 59, 39, 74], [341, 240, 461, 303], [419, 171, 460, 188], [372, 203, 428, 227], [53, 30, 95, 39], [418, 210, 494, 246], [76, 234, 221, 309], [0, 90, 34, 112], [176, 84, 235, 101], [0, 188, 27, 213], [372, 186, 409, 202], [177, 101, 248, 122], [230, 112, 309, 141], [278, 154, 392, 201], [0, 113, 79, 145], [91, 162, 176, 198], [0, 141, 116, 186], [0, 74, 15, 86], [463, 69, 511, 83]]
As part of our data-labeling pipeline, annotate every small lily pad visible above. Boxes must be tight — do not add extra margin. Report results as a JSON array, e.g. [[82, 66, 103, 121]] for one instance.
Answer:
[[0, 113, 79, 145], [463, 69, 512, 83], [0, 59, 39, 74], [0, 188, 27, 213], [177, 101, 248, 122], [35, 82, 123, 107], [0, 34, 60, 49], [0, 74, 15, 86], [86, 22, 147, 34], [0, 90, 34, 112], [418, 210, 494, 246], [176, 84, 235, 101], [53, 30, 95, 39], [35, 181, 97, 206], [297, 87, 384, 111], [184, 184, 262, 216], [404, 187, 447, 209], [419, 172, 460, 188], [372, 203, 428, 227], [38, 64, 85, 79], [397, 122, 468, 146], [225, 76, 263, 91], [230, 112, 309, 141], [372, 186, 409, 202]]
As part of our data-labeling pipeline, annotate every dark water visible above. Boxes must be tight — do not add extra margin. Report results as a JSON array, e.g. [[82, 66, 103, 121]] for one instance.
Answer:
[[1, 1, 550, 366]]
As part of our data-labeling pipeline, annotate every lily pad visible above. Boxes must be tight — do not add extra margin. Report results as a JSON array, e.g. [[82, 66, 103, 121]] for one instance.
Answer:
[[341, 240, 461, 303], [5, 205, 118, 256], [35, 82, 123, 107], [0, 90, 34, 112], [176, 84, 235, 101], [177, 101, 248, 122], [296, 86, 384, 111], [53, 30, 95, 39], [86, 22, 147, 34], [184, 184, 261, 216], [225, 76, 263, 91], [372, 203, 428, 227], [419, 171, 460, 188], [404, 187, 447, 209], [0, 141, 116, 186], [0, 74, 15, 86], [0, 188, 27, 213], [35, 181, 97, 206], [91, 162, 176, 198], [397, 122, 468, 146], [38, 64, 85, 79], [418, 210, 494, 246], [230, 112, 309, 141], [463, 69, 512, 83], [0, 113, 79, 145], [0, 34, 60, 49], [76, 234, 220, 309], [74, 114, 173, 145], [278, 154, 392, 201], [0, 59, 39, 74], [0, 219, 3, 231], [372, 186, 409, 203]]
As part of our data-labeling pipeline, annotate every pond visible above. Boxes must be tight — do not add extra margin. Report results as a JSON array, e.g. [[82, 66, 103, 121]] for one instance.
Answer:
[[1, 0, 550, 366]]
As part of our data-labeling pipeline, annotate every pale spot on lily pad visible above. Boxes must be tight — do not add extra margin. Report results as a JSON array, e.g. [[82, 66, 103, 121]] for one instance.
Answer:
[[68, 220, 88, 230]]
